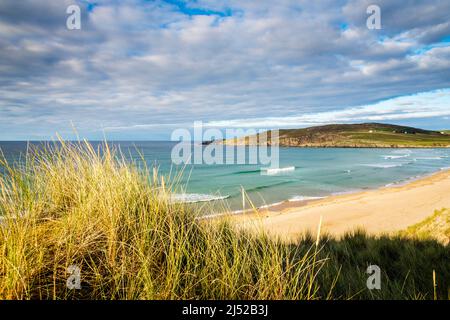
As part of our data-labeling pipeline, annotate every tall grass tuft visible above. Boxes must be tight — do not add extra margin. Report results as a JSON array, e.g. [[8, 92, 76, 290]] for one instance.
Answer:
[[0, 141, 323, 299]]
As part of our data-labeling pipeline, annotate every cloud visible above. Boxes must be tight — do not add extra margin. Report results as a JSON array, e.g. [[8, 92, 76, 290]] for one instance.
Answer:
[[202, 89, 450, 128], [0, 0, 449, 139]]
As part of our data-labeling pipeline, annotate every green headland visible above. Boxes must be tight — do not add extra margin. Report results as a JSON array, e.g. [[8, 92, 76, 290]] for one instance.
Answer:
[[220, 123, 450, 148]]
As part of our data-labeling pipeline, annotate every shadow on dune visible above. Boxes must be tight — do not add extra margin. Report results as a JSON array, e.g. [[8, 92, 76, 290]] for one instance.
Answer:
[[288, 230, 450, 299]]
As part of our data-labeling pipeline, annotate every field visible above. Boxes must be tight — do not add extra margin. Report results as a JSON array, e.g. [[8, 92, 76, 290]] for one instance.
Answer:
[[338, 131, 450, 147], [0, 141, 449, 299]]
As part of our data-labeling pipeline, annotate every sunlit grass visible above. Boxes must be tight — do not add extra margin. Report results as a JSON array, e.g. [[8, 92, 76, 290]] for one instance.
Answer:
[[0, 141, 324, 299], [399, 209, 450, 245], [0, 141, 448, 300]]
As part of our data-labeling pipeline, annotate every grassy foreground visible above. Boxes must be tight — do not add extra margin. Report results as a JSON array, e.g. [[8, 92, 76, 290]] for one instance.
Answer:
[[0, 141, 449, 300]]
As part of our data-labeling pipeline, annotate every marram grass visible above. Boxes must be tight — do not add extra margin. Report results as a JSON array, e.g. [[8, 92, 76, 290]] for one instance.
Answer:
[[0, 141, 324, 300], [0, 141, 449, 300]]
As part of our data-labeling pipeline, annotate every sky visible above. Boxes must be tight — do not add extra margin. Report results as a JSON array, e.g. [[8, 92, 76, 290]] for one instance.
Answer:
[[0, 0, 449, 140]]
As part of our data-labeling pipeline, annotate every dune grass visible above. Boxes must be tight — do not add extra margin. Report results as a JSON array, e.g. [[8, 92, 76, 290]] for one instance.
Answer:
[[399, 209, 450, 245], [0, 141, 449, 300]]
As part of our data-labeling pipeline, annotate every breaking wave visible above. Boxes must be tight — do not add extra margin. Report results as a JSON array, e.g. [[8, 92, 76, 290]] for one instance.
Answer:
[[363, 163, 404, 169], [288, 195, 326, 202], [171, 193, 230, 204]]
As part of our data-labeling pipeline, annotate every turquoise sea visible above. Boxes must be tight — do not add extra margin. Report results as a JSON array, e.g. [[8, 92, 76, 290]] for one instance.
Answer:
[[1, 141, 450, 213]]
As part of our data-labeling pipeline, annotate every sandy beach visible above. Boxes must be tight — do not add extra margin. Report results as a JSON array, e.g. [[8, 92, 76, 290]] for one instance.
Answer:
[[231, 169, 450, 241]]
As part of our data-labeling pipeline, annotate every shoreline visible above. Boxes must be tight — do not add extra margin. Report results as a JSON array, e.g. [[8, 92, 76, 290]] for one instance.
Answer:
[[200, 167, 449, 219], [226, 168, 450, 241], [258, 168, 450, 214]]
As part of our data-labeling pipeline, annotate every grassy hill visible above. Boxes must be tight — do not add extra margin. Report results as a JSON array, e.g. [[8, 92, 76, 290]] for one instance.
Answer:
[[221, 123, 450, 148], [400, 209, 450, 245]]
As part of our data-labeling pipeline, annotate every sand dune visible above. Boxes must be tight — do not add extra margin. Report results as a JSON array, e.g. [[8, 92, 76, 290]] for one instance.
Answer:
[[233, 169, 450, 241]]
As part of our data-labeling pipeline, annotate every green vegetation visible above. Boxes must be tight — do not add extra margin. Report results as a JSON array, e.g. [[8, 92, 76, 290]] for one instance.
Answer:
[[223, 123, 450, 147], [0, 141, 449, 299], [400, 209, 450, 245]]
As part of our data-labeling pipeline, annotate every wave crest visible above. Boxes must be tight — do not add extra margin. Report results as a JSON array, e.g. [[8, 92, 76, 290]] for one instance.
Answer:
[[170, 193, 230, 204], [289, 195, 325, 202]]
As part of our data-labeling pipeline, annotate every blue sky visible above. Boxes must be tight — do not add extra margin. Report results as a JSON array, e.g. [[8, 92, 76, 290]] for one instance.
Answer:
[[0, 0, 449, 140]]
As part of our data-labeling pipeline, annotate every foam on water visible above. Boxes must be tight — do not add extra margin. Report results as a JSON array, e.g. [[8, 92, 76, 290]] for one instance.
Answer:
[[382, 155, 409, 160], [414, 157, 444, 160], [171, 193, 230, 204], [288, 195, 325, 202], [363, 163, 404, 168], [261, 166, 295, 175], [259, 201, 285, 209]]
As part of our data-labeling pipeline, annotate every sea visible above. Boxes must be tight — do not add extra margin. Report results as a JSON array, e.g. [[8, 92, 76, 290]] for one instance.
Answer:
[[1, 141, 450, 214]]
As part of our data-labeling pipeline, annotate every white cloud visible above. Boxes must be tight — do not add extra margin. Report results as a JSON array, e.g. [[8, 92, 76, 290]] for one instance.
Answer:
[[0, 0, 449, 139], [203, 89, 450, 128]]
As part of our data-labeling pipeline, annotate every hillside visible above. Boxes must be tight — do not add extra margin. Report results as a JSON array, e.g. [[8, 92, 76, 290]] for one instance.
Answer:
[[219, 123, 450, 148], [400, 209, 450, 245]]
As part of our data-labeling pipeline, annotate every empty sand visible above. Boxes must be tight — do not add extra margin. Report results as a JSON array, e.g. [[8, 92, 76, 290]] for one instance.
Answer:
[[231, 169, 450, 241]]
